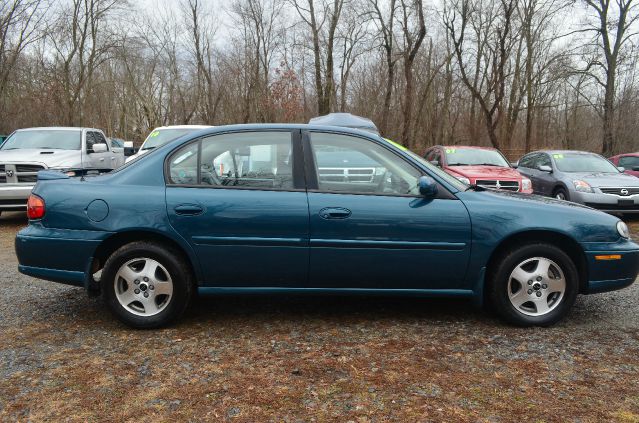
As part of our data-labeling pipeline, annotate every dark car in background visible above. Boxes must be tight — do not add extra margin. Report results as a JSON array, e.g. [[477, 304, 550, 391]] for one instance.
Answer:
[[424, 145, 533, 193], [609, 153, 639, 178], [516, 150, 639, 214]]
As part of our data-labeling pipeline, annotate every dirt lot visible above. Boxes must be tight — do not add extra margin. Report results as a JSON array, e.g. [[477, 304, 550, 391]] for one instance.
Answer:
[[1, 213, 638, 422]]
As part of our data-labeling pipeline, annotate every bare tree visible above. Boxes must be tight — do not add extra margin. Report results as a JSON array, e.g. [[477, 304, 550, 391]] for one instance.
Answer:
[[579, 0, 638, 155], [291, 0, 345, 115], [445, 0, 516, 149], [366, 0, 399, 133]]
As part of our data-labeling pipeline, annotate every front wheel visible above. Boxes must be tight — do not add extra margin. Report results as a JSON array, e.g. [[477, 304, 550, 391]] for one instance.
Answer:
[[488, 243, 579, 327], [554, 187, 569, 201], [101, 242, 193, 328]]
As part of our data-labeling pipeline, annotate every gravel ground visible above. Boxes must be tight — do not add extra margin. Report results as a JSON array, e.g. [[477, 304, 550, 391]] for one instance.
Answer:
[[1, 212, 638, 422]]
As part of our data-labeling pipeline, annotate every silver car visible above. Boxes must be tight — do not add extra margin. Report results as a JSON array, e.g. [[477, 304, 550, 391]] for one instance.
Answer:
[[0, 127, 124, 213], [516, 150, 639, 214]]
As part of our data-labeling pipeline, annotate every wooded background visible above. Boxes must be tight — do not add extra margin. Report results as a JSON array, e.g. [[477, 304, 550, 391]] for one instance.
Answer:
[[1, 0, 638, 157]]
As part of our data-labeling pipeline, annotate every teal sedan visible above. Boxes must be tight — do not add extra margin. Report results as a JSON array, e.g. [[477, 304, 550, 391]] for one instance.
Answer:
[[15, 124, 639, 328]]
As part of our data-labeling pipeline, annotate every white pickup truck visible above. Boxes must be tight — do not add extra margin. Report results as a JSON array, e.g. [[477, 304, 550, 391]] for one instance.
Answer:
[[0, 127, 124, 213]]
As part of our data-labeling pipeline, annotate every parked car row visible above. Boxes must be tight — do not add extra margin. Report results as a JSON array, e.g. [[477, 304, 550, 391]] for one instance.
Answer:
[[423, 144, 639, 215]]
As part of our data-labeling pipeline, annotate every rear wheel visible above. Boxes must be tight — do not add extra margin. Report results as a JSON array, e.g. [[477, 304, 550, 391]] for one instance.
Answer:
[[488, 243, 578, 326], [101, 242, 193, 328]]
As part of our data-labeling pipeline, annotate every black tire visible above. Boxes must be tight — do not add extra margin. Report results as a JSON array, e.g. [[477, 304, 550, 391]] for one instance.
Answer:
[[553, 187, 569, 201], [488, 243, 579, 327], [101, 241, 194, 329]]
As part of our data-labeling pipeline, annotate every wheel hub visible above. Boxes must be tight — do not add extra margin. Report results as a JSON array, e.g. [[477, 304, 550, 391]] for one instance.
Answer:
[[114, 257, 174, 317], [507, 256, 566, 317]]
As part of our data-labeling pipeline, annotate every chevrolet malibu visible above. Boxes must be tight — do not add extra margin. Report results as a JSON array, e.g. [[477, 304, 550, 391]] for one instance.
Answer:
[[15, 125, 639, 328]]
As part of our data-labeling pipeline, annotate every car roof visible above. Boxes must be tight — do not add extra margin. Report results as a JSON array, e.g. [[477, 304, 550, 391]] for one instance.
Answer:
[[611, 152, 639, 157], [16, 127, 98, 132], [537, 150, 599, 155], [152, 125, 214, 130], [165, 123, 391, 138], [440, 145, 498, 151]]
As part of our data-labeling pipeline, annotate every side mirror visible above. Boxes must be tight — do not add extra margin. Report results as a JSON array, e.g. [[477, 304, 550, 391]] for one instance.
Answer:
[[617, 166, 626, 172], [123, 141, 135, 157], [510, 162, 518, 168], [538, 165, 552, 172], [91, 143, 108, 153], [429, 160, 440, 167], [632, 166, 639, 171], [418, 176, 438, 197]]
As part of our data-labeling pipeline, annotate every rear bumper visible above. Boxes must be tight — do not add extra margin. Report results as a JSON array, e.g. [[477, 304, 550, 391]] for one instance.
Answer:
[[0, 184, 33, 210], [15, 224, 111, 287]]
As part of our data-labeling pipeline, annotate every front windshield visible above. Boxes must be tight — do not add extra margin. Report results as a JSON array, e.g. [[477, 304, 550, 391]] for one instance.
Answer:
[[445, 147, 510, 167], [1, 130, 81, 150], [404, 149, 468, 191], [553, 153, 619, 173], [141, 128, 202, 151]]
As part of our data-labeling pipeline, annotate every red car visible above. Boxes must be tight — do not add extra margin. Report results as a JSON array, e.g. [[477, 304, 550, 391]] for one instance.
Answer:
[[609, 153, 639, 178], [424, 145, 533, 194]]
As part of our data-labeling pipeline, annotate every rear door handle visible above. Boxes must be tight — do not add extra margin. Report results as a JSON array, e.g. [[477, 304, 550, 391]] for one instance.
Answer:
[[174, 204, 204, 216], [319, 207, 352, 219]]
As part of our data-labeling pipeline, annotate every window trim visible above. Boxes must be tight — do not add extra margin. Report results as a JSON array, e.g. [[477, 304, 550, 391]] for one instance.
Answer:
[[164, 129, 304, 192], [302, 130, 455, 200]]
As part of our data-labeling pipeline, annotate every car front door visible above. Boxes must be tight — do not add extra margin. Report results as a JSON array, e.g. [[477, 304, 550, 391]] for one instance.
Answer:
[[85, 131, 113, 171], [165, 130, 309, 287], [304, 131, 472, 290], [536, 153, 557, 196], [517, 153, 543, 194]]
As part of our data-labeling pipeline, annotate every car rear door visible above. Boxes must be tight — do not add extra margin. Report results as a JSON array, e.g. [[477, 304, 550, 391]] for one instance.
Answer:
[[303, 131, 472, 290], [165, 129, 310, 287]]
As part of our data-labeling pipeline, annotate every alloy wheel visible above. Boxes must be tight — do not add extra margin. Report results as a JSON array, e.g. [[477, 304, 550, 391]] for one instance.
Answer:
[[507, 257, 566, 316], [114, 257, 173, 316]]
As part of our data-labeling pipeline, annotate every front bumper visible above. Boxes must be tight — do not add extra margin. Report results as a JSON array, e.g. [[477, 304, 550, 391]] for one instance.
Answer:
[[570, 191, 639, 214], [15, 224, 111, 287], [582, 240, 639, 294], [0, 184, 34, 210]]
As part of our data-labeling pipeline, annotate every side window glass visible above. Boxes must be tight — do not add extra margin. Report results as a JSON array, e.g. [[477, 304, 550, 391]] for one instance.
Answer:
[[538, 154, 551, 168], [619, 156, 638, 168], [86, 132, 96, 151], [94, 132, 108, 148], [310, 132, 422, 196], [200, 131, 293, 189], [433, 151, 441, 166], [519, 153, 536, 169], [168, 143, 199, 185]]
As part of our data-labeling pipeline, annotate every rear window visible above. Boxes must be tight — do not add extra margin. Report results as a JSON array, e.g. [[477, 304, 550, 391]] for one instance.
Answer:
[[1, 130, 82, 150]]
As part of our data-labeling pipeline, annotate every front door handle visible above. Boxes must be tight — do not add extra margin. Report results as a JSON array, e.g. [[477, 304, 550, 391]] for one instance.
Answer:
[[174, 204, 204, 216], [319, 207, 352, 220]]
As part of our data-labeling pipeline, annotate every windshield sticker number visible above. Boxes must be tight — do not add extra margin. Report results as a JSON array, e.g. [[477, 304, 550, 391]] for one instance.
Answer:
[[150, 131, 160, 137], [553, 154, 564, 159], [446, 148, 456, 154]]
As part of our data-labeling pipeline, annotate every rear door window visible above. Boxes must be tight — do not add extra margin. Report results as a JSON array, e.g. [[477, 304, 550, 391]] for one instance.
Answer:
[[168, 131, 295, 190]]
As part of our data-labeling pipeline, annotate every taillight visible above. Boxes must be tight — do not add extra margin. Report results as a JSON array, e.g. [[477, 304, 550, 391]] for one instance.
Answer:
[[27, 194, 45, 219]]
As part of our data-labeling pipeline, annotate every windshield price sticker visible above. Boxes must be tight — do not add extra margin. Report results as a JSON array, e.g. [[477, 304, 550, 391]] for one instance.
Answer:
[[150, 131, 160, 137], [446, 148, 456, 154], [553, 154, 564, 159]]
